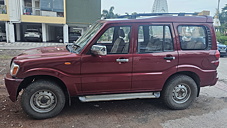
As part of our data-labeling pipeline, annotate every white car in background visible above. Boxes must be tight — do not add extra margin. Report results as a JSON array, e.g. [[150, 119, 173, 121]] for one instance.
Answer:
[[24, 29, 42, 42]]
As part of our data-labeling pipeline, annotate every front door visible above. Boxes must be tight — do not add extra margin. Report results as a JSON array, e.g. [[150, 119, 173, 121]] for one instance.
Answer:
[[81, 25, 133, 94], [132, 23, 178, 91]]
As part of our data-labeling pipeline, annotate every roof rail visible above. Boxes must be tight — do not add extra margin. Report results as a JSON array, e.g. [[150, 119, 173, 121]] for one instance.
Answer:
[[117, 13, 199, 19]]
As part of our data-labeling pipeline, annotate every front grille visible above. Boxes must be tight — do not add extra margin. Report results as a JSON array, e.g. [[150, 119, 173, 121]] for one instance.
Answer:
[[220, 47, 226, 50]]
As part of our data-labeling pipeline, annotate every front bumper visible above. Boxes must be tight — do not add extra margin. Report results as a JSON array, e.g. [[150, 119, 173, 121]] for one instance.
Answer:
[[4, 73, 23, 102], [24, 37, 41, 41]]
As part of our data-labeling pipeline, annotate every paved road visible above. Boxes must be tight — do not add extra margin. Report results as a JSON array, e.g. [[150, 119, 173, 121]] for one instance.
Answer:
[[161, 57, 227, 128], [218, 57, 227, 81]]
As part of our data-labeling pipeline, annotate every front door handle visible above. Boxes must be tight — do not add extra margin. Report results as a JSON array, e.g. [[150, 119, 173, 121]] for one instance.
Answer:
[[164, 56, 175, 60], [116, 59, 129, 63]]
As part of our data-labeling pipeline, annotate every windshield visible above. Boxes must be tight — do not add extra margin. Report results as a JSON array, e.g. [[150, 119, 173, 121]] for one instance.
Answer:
[[73, 22, 103, 53]]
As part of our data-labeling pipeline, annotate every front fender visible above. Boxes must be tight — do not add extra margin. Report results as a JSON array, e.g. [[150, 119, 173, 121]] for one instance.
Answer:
[[20, 68, 82, 96]]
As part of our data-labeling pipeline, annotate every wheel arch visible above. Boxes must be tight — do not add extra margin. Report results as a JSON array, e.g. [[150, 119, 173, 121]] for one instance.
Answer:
[[163, 71, 201, 96], [18, 75, 71, 105]]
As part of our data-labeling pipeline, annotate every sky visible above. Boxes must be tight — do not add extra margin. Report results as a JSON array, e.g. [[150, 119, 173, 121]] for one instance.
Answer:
[[101, 0, 226, 16]]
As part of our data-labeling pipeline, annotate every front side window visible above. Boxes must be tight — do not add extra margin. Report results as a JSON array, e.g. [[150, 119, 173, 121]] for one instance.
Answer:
[[178, 25, 207, 50], [138, 25, 173, 53], [96, 26, 131, 54]]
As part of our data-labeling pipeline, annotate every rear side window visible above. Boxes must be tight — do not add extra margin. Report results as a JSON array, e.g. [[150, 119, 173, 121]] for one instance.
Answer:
[[138, 25, 173, 53], [178, 25, 207, 50]]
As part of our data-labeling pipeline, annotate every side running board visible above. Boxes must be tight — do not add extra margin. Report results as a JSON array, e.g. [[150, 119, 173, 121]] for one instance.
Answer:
[[79, 92, 160, 102]]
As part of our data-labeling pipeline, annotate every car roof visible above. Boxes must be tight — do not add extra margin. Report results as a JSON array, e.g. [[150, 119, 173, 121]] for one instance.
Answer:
[[100, 16, 213, 24]]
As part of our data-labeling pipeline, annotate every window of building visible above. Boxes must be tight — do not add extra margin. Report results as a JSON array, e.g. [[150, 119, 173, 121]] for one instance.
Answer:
[[0, 0, 4, 5], [178, 25, 207, 50], [40, 0, 63, 12], [138, 25, 173, 53], [0, 0, 6, 14]]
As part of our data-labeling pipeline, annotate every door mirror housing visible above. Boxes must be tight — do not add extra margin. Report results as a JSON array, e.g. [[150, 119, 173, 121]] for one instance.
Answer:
[[91, 45, 107, 56]]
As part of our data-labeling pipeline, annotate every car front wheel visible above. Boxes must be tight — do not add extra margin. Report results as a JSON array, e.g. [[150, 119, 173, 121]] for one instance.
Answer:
[[21, 80, 65, 119], [162, 75, 198, 110]]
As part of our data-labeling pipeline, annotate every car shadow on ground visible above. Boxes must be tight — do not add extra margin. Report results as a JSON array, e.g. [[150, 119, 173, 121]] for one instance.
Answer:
[[60, 95, 227, 119]]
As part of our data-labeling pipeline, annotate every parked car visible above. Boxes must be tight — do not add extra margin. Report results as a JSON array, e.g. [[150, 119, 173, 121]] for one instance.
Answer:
[[217, 42, 227, 57], [24, 29, 42, 42], [57, 32, 81, 43], [5, 15, 219, 119], [0, 30, 6, 41]]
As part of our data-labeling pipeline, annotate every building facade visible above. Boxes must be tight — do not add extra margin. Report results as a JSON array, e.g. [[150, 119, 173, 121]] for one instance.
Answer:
[[0, 0, 101, 43]]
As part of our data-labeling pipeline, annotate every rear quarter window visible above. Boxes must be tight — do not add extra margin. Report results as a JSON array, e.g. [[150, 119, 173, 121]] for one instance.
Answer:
[[178, 25, 208, 50]]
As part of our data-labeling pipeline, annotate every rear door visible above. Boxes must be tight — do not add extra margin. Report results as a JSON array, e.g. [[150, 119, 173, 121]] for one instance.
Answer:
[[132, 23, 178, 91], [174, 23, 218, 86]]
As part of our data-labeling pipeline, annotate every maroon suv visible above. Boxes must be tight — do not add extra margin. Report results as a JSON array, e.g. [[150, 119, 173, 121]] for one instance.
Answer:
[[5, 15, 220, 119]]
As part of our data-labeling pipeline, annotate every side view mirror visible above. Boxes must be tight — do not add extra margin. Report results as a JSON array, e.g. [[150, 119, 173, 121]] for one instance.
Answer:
[[91, 45, 107, 56]]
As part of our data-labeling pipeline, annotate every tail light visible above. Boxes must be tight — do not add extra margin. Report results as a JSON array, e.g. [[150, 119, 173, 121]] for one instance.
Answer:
[[212, 50, 220, 67], [215, 50, 220, 59]]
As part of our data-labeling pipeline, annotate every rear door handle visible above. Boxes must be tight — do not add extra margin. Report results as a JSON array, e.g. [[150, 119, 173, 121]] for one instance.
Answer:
[[116, 59, 129, 63], [164, 56, 175, 60]]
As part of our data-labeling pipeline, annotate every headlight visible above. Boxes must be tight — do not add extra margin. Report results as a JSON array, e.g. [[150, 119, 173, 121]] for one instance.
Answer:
[[10, 62, 20, 76]]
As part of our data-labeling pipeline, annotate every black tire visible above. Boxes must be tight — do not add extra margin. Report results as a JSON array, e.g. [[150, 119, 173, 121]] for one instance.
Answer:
[[162, 75, 198, 110], [21, 80, 65, 119]]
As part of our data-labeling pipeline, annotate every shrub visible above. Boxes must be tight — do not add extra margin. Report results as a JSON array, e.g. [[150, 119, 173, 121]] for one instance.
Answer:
[[225, 41, 227, 45], [217, 36, 227, 45]]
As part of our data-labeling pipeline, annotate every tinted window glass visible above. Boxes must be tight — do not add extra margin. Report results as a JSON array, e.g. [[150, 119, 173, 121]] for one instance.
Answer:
[[138, 25, 173, 53], [178, 25, 207, 50]]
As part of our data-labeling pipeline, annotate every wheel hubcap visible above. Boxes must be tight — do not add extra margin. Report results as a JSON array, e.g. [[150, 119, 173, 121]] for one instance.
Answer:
[[172, 84, 191, 103], [30, 90, 57, 113]]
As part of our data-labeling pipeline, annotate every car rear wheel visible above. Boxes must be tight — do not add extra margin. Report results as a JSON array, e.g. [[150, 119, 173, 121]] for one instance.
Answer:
[[162, 75, 198, 110], [21, 80, 65, 119]]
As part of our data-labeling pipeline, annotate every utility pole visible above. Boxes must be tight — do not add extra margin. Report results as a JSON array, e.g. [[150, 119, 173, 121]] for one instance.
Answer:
[[213, 0, 221, 28], [217, 0, 220, 18]]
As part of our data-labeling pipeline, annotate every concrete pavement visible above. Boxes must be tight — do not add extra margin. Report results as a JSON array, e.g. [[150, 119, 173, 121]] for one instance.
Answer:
[[161, 57, 227, 128]]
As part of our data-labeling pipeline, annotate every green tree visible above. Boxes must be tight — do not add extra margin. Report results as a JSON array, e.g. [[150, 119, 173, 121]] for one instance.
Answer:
[[219, 4, 227, 35], [101, 6, 118, 19]]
